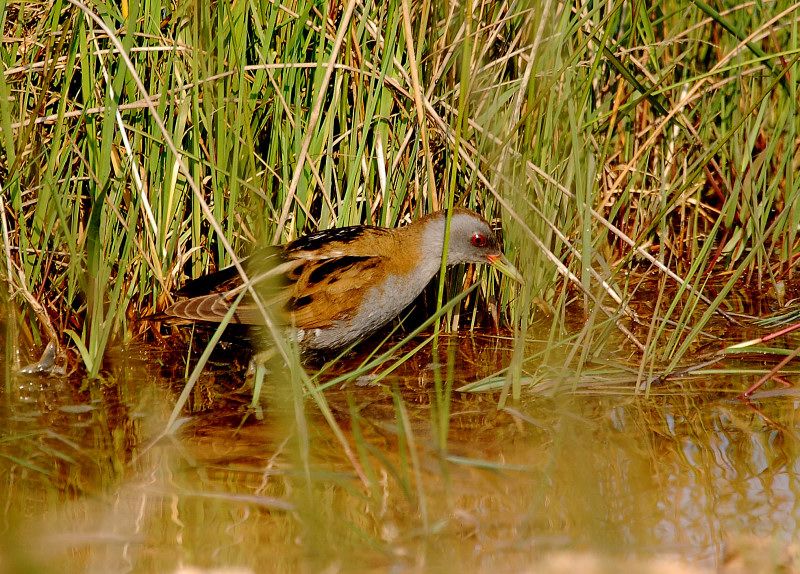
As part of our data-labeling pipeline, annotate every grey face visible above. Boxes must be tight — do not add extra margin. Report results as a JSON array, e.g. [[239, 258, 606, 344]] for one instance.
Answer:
[[444, 211, 501, 265]]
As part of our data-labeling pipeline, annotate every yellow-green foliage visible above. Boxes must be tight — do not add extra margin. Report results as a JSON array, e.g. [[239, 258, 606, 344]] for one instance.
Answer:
[[0, 0, 798, 372]]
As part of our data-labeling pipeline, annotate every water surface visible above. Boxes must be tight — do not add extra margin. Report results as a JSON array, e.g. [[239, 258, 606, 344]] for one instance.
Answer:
[[2, 329, 799, 573]]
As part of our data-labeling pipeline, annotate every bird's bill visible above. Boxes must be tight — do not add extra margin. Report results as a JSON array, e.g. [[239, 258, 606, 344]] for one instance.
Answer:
[[487, 253, 524, 284]]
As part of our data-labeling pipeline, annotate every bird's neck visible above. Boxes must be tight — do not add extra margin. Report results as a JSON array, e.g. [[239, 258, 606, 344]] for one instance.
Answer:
[[419, 215, 450, 272], [386, 215, 443, 276]]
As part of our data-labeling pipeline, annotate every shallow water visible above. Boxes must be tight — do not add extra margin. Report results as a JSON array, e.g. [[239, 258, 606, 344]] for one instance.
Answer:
[[2, 329, 800, 573]]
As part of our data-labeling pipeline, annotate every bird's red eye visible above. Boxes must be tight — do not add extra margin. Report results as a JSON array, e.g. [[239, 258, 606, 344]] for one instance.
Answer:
[[471, 232, 488, 248]]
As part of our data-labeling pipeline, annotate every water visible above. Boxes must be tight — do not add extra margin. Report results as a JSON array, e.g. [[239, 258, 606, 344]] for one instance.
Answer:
[[1, 329, 799, 573]]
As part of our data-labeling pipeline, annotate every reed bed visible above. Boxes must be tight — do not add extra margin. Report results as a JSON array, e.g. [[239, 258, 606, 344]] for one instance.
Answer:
[[1, 1, 798, 382]]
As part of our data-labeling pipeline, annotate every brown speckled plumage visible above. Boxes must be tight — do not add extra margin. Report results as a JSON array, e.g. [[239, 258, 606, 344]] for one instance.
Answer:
[[163, 208, 522, 350]]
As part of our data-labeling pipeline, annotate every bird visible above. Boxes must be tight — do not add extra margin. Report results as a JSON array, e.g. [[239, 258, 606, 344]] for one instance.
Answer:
[[162, 208, 523, 351]]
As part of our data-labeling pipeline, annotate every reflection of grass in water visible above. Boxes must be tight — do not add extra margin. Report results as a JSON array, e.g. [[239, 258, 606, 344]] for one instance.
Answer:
[[2, 342, 800, 570]]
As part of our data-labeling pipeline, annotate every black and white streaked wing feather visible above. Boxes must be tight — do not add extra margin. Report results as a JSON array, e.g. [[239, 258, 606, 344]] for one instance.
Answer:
[[286, 225, 391, 257]]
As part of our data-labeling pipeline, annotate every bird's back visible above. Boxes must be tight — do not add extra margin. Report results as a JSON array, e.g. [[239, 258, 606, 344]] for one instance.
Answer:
[[162, 223, 425, 349]]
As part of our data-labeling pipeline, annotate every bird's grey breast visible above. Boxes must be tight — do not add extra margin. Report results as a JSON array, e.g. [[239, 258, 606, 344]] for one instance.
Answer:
[[301, 269, 435, 350]]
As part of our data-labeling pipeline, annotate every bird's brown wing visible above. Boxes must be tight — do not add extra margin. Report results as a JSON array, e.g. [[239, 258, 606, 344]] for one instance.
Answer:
[[284, 254, 387, 330], [163, 226, 397, 326], [162, 290, 244, 323], [163, 249, 293, 323], [279, 226, 398, 329]]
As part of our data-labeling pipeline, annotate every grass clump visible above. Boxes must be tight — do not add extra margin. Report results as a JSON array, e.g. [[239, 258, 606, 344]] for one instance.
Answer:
[[0, 0, 797, 380]]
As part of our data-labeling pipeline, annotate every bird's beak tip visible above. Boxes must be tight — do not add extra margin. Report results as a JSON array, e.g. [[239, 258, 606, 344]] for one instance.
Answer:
[[487, 254, 524, 284]]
